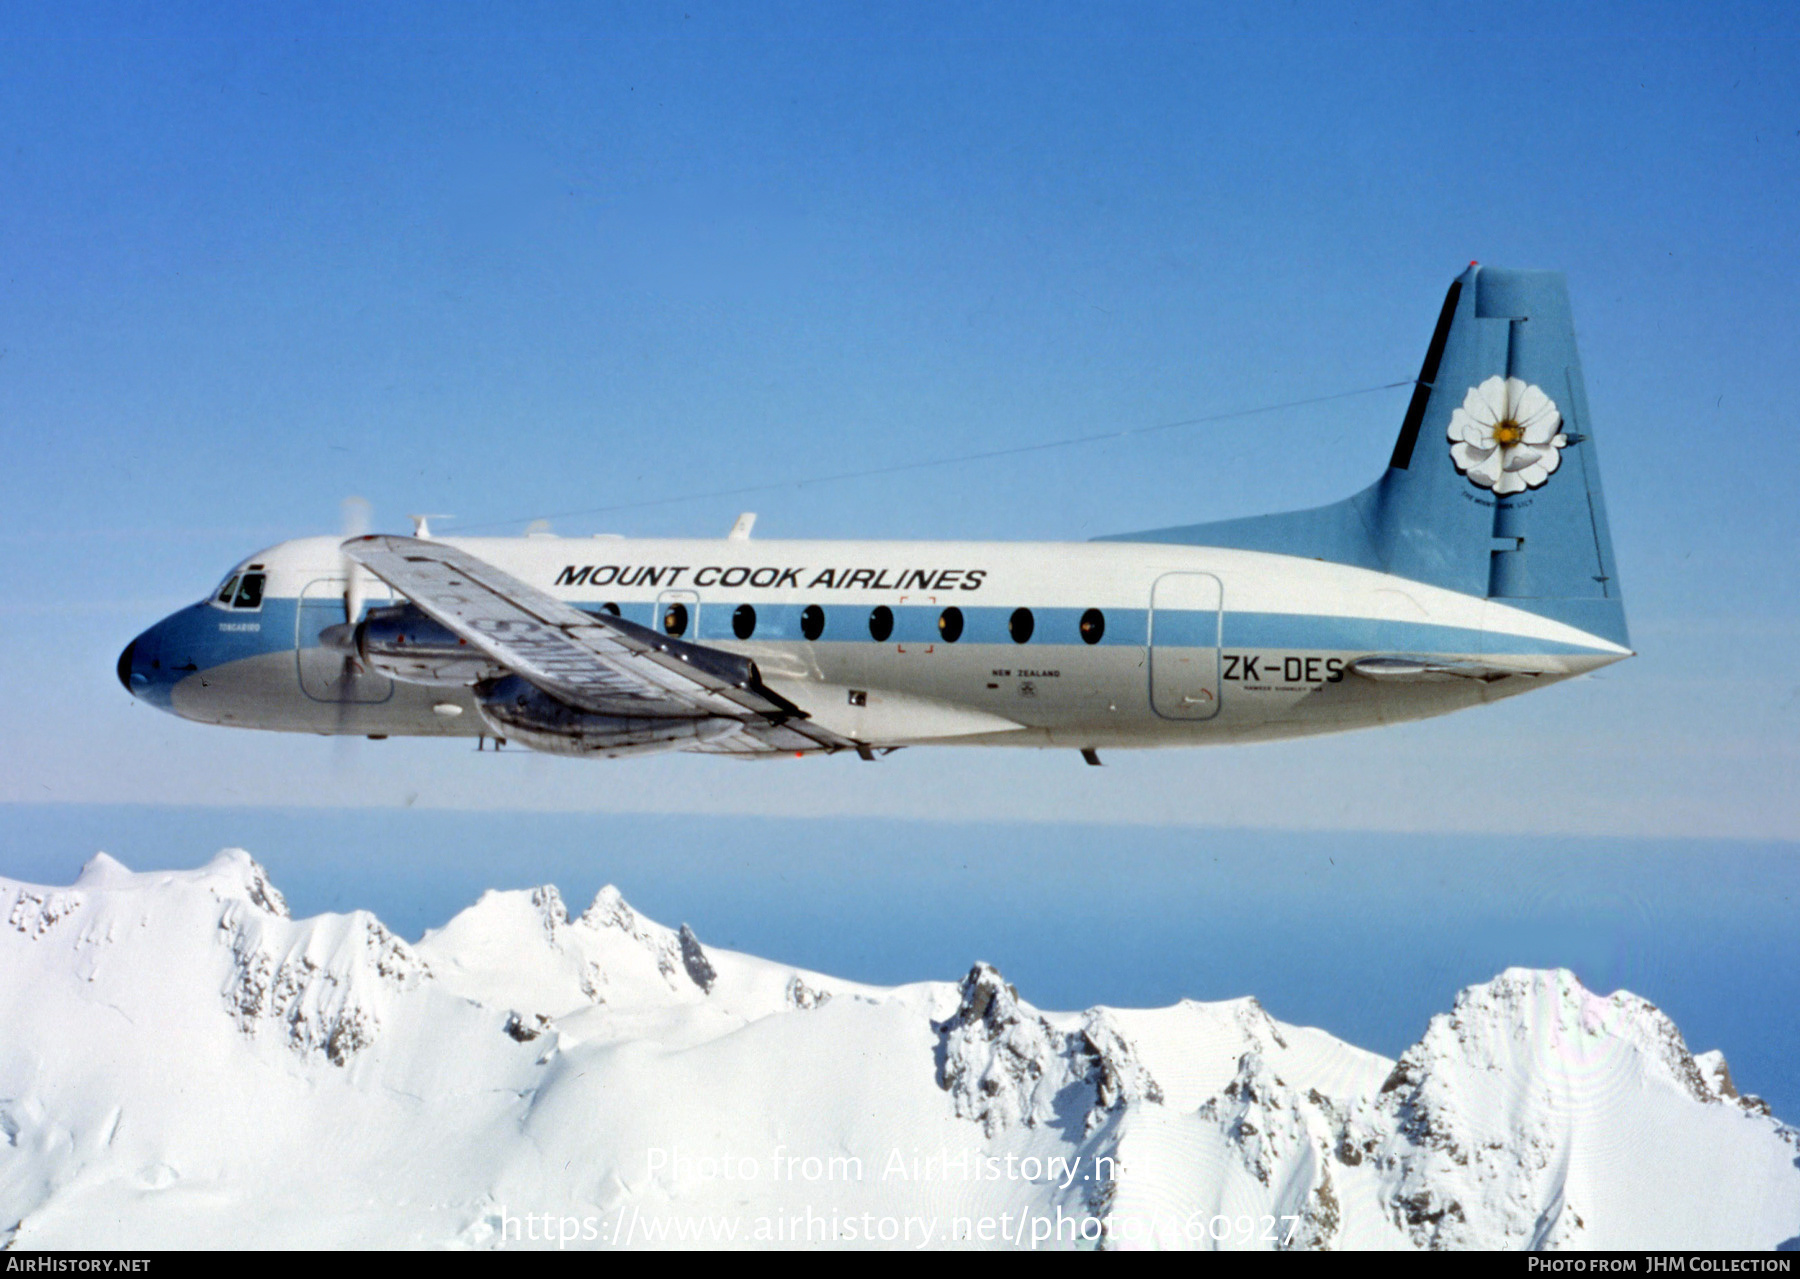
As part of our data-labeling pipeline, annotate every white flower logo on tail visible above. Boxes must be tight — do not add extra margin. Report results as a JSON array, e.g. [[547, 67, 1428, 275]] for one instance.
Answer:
[[1447, 376, 1568, 495]]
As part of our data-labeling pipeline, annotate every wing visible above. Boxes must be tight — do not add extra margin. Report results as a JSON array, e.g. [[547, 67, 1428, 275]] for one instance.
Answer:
[[343, 535, 853, 754]]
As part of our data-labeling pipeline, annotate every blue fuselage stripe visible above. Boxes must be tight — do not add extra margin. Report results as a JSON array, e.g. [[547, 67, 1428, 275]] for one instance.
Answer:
[[130, 595, 1613, 697]]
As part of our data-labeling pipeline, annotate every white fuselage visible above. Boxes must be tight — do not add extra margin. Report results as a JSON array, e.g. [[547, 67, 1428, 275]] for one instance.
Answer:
[[131, 533, 1630, 752]]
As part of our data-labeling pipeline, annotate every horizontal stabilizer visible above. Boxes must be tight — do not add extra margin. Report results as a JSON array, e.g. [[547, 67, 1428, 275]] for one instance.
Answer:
[[1349, 656, 1532, 683]]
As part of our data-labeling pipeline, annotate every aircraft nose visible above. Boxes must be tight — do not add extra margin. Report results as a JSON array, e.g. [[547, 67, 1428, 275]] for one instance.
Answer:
[[117, 618, 179, 712]]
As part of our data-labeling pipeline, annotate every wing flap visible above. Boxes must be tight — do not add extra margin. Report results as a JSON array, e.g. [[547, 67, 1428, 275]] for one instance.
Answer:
[[342, 537, 851, 757]]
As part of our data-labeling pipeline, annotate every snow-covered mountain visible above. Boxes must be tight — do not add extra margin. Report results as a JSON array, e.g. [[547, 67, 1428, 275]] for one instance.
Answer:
[[0, 851, 1794, 1250]]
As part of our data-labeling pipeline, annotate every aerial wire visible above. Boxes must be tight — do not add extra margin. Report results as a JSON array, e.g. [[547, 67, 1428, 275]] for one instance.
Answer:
[[442, 377, 1414, 534]]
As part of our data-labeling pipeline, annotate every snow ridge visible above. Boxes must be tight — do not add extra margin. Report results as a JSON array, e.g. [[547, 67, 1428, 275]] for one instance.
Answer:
[[222, 903, 428, 1066], [0, 857, 1793, 1251], [1357, 968, 1793, 1250], [1193, 1051, 1341, 1249]]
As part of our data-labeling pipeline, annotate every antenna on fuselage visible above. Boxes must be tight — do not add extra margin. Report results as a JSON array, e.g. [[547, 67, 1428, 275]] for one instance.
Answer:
[[728, 512, 757, 541], [408, 513, 451, 539]]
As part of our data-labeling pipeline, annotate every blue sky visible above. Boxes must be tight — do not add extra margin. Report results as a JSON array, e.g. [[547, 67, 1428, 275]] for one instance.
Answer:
[[3, 0, 1798, 833], [0, 3, 1796, 1108]]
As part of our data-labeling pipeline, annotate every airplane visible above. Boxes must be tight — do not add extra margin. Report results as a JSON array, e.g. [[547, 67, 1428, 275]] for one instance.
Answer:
[[117, 265, 1630, 764]]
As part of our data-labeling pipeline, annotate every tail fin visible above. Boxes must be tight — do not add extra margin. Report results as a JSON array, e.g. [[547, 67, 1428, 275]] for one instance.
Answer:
[[1103, 265, 1628, 648]]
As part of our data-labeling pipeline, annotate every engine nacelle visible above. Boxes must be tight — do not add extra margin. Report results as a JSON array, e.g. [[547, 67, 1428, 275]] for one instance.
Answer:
[[323, 604, 503, 687], [475, 674, 741, 758]]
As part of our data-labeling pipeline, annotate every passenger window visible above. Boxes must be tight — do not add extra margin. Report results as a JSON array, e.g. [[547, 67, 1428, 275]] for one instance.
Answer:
[[1079, 608, 1105, 645], [662, 602, 688, 637], [733, 604, 757, 640], [233, 573, 265, 610], [1009, 607, 1034, 644], [868, 605, 894, 643], [801, 604, 825, 642], [216, 575, 240, 606], [938, 606, 963, 643]]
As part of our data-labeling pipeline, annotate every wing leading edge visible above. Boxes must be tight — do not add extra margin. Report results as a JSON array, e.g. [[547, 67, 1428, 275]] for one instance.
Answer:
[[342, 535, 852, 756]]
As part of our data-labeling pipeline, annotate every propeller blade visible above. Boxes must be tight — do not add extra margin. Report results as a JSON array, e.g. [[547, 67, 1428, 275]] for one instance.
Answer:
[[339, 497, 372, 626], [340, 496, 372, 540]]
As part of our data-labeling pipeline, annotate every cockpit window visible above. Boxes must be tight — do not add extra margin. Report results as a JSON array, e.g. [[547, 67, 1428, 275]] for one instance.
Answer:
[[232, 573, 265, 610], [215, 575, 240, 606]]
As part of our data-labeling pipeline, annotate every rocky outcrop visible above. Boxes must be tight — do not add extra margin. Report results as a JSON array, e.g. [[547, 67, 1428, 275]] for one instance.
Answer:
[[678, 923, 716, 993], [222, 899, 429, 1067], [936, 963, 1164, 1138]]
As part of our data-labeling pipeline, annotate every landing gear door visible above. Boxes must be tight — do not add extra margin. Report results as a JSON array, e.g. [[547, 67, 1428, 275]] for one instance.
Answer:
[[1149, 572, 1222, 720]]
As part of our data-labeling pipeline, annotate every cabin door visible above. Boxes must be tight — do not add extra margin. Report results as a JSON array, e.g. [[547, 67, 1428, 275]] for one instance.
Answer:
[[1148, 572, 1223, 720]]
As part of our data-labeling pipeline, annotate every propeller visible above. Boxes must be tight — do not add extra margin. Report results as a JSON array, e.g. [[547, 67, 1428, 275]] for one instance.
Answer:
[[319, 497, 373, 679], [328, 497, 374, 765], [340, 496, 372, 631]]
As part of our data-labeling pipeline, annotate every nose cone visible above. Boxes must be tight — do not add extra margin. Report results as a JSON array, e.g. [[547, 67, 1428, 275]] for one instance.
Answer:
[[117, 620, 175, 710]]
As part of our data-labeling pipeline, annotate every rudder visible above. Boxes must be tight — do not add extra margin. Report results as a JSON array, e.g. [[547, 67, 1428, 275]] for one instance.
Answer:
[[1369, 265, 1626, 645]]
